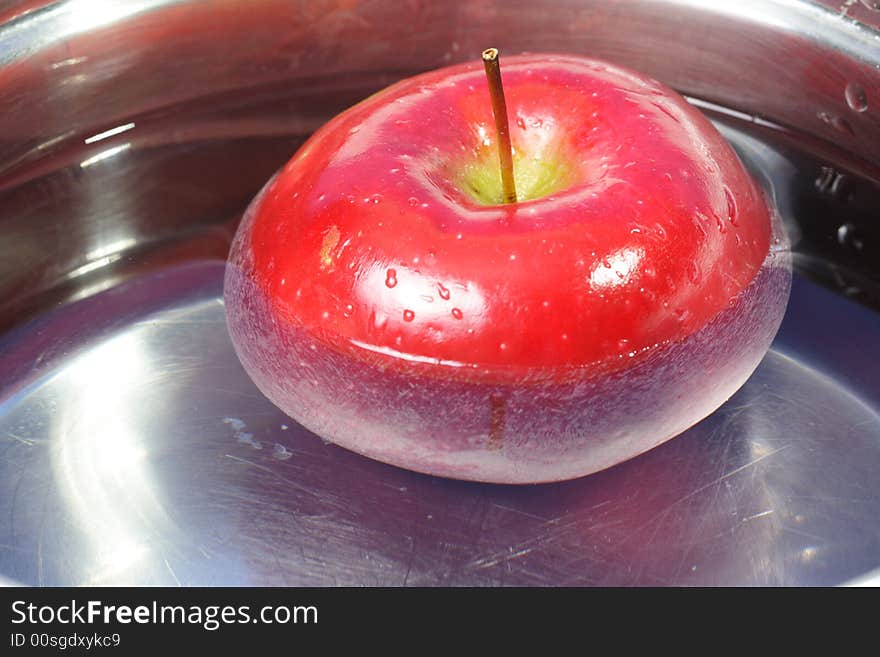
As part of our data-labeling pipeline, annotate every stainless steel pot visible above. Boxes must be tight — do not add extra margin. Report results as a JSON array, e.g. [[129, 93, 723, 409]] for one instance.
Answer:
[[1, 0, 878, 586]]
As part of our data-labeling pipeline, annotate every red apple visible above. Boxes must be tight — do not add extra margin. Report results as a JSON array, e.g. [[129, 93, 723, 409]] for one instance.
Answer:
[[224, 53, 790, 483]]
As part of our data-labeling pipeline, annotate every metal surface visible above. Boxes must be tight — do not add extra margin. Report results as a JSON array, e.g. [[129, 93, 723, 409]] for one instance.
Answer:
[[1, 269, 879, 586], [1, 0, 879, 585]]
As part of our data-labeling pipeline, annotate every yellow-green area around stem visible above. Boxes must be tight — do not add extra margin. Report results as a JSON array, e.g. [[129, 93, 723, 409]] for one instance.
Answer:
[[458, 149, 576, 205]]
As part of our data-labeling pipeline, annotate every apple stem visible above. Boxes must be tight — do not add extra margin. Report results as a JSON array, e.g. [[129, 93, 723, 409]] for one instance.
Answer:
[[482, 48, 517, 204]]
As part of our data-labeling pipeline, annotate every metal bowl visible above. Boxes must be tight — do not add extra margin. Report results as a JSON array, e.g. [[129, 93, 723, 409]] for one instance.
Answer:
[[1, 0, 878, 586]]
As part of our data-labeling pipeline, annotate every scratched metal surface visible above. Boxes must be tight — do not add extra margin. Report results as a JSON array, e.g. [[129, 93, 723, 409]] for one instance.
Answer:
[[1, 0, 880, 586]]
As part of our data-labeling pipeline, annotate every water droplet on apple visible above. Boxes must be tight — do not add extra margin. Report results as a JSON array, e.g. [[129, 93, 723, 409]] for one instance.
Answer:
[[652, 101, 680, 123], [499, 342, 508, 351], [713, 212, 727, 234], [403, 309, 415, 322], [690, 209, 710, 238], [437, 283, 451, 300], [724, 186, 738, 225], [451, 308, 463, 320], [687, 261, 702, 284], [368, 194, 383, 204], [845, 82, 869, 113], [407, 197, 419, 207], [617, 338, 630, 350], [516, 116, 526, 129], [655, 224, 668, 240], [385, 268, 397, 288]]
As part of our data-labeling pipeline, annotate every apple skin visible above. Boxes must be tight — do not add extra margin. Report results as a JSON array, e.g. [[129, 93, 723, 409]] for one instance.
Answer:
[[224, 54, 791, 483]]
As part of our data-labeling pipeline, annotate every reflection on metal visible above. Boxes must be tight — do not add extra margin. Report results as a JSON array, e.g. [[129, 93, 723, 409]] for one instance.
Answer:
[[52, 331, 167, 585], [1, 263, 879, 586], [0, 0, 175, 66], [65, 253, 123, 279], [85, 237, 138, 262], [79, 143, 130, 168], [844, 568, 880, 587], [84, 122, 135, 145]]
